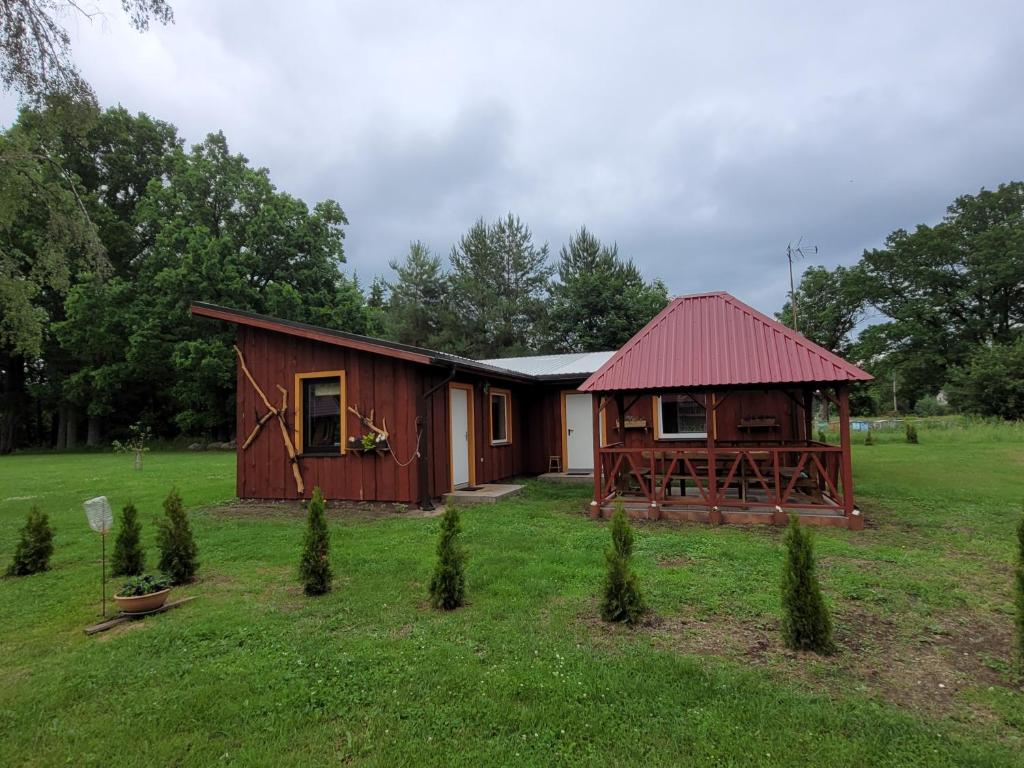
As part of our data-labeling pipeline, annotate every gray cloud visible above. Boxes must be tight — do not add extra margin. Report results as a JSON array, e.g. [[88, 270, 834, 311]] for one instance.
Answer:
[[4, 0, 1023, 315]]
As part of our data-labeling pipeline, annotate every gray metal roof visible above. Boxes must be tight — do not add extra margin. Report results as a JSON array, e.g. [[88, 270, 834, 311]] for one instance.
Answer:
[[477, 351, 616, 378]]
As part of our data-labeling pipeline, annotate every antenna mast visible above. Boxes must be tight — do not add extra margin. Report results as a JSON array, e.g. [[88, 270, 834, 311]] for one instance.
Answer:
[[786, 236, 818, 334]]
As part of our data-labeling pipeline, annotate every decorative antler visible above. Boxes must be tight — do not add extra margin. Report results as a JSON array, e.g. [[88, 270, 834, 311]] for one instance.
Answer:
[[347, 404, 389, 440]]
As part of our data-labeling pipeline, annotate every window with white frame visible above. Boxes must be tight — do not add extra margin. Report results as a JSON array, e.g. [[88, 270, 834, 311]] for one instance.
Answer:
[[657, 394, 707, 438]]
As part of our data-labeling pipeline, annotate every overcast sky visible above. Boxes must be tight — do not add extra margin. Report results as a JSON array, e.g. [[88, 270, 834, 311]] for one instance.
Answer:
[[4, 0, 1023, 313]]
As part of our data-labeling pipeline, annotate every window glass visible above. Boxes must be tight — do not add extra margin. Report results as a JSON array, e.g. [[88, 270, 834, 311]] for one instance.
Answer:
[[304, 377, 341, 452], [491, 392, 509, 443], [660, 395, 706, 437]]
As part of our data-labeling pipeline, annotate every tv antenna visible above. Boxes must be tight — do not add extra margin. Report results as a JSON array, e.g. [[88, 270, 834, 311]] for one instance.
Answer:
[[786, 237, 818, 334]]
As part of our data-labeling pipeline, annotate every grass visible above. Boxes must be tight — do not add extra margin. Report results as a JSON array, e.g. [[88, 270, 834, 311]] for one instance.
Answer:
[[1, 429, 1022, 767]]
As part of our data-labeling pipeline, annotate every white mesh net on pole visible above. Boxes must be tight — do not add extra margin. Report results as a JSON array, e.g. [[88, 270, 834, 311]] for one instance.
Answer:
[[83, 496, 113, 535]]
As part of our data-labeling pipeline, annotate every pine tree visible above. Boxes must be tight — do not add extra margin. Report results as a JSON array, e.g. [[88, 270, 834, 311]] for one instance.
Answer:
[[905, 422, 918, 444], [1014, 513, 1024, 673], [111, 502, 145, 577], [156, 488, 198, 585], [546, 226, 668, 352], [445, 214, 552, 358], [6, 507, 55, 576], [428, 506, 466, 610], [600, 504, 645, 625], [781, 515, 835, 653], [383, 242, 451, 348], [299, 487, 332, 595]]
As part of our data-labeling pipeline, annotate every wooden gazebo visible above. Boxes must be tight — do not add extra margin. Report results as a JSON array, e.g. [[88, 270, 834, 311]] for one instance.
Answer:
[[578, 292, 873, 529]]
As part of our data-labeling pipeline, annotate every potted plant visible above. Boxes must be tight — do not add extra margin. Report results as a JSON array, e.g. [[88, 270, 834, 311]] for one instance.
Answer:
[[114, 574, 171, 614]]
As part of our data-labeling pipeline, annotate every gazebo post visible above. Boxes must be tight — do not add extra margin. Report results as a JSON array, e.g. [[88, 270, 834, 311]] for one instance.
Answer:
[[590, 394, 602, 519], [837, 384, 861, 529], [803, 388, 814, 442], [707, 391, 721, 525]]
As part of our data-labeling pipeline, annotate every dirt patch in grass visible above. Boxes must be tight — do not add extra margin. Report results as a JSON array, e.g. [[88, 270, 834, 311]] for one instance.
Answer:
[[95, 619, 151, 642], [205, 499, 443, 521], [581, 601, 1021, 730]]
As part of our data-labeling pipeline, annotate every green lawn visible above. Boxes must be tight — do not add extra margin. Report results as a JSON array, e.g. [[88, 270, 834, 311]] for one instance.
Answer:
[[1, 430, 1022, 767]]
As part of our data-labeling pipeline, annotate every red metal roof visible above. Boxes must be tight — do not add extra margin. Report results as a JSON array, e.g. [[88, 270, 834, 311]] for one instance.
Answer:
[[579, 292, 873, 392]]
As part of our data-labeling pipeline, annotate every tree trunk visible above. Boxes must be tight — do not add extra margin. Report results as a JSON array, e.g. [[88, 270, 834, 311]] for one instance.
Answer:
[[65, 406, 79, 450], [56, 405, 67, 450], [87, 415, 103, 446], [0, 354, 26, 455]]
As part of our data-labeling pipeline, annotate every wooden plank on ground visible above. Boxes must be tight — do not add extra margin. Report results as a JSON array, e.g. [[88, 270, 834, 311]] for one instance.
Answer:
[[84, 596, 196, 635]]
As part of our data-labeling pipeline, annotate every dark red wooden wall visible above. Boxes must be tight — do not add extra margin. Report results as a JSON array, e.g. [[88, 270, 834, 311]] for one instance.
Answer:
[[601, 389, 810, 448], [236, 326, 572, 502]]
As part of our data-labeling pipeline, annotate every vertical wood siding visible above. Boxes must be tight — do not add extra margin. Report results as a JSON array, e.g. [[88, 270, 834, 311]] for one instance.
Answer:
[[602, 389, 808, 449], [236, 326, 584, 501]]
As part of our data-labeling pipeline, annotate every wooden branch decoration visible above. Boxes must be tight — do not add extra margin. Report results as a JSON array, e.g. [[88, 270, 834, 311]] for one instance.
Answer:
[[233, 345, 305, 495], [347, 404, 389, 440]]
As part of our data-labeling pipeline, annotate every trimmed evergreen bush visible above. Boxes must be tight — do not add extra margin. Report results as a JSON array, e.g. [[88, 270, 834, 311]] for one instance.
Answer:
[[111, 502, 145, 577], [905, 422, 918, 444], [156, 489, 198, 585], [864, 428, 874, 446], [1015, 513, 1024, 673], [6, 507, 55, 576], [299, 487, 332, 595], [600, 503, 645, 625], [781, 515, 834, 653], [429, 506, 466, 610]]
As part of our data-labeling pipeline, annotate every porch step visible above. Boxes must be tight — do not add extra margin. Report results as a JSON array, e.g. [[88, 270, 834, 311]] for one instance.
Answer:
[[444, 483, 523, 506], [538, 471, 593, 485]]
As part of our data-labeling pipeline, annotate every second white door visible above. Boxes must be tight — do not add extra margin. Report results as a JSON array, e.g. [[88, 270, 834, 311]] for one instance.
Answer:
[[564, 393, 594, 473]]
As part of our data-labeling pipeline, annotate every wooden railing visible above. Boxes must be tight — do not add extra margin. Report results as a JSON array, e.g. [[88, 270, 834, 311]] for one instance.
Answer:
[[596, 443, 846, 511]]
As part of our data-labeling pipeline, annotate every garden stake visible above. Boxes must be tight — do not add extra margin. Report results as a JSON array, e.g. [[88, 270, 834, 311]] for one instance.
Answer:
[[83, 496, 114, 617]]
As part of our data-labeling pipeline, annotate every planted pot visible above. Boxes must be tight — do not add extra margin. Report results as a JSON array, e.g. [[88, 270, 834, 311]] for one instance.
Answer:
[[114, 574, 172, 614], [114, 588, 171, 614]]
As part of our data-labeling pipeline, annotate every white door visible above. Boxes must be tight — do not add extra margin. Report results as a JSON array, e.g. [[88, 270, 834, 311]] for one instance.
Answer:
[[450, 386, 471, 488], [565, 393, 594, 473]]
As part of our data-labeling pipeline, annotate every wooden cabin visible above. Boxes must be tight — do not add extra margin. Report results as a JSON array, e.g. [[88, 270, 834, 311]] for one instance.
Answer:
[[191, 290, 871, 527], [190, 303, 611, 508], [579, 292, 873, 529]]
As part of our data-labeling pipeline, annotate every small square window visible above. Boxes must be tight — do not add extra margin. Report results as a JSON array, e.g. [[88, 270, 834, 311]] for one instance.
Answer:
[[490, 390, 511, 445], [658, 395, 707, 438]]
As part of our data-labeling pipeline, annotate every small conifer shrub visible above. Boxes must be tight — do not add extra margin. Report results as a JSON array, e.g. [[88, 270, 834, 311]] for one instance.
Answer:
[[156, 489, 198, 585], [299, 487, 332, 595], [111, 502, 145, 577], [1015, 513, 1024, 673], [6, 507, 55, 576], [781, 515, 834, 653], [864, 428, 874, 446], [600, 503, 645, 625], [429, 506, 466, 610], [905, 422, 918, 443]]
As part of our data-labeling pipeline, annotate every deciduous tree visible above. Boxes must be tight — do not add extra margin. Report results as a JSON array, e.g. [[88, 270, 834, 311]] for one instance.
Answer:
[[856, 182, 1024, 407]]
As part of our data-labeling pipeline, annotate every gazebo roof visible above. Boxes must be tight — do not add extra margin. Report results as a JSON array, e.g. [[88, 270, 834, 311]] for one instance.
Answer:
[[579, 291, 872, 392]]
